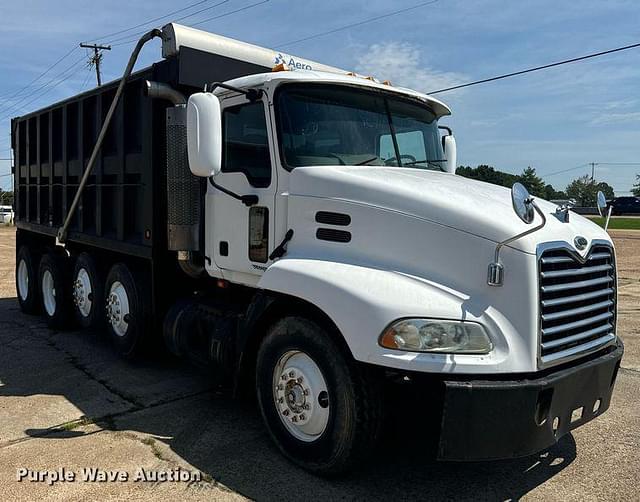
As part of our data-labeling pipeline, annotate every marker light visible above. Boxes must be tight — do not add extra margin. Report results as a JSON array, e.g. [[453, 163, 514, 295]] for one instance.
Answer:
[[272, 63, 290, 72], [379, 319, 492, 354]]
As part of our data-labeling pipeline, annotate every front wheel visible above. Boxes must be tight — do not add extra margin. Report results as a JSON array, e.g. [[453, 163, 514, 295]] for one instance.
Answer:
[[256, 316, 384, 475]]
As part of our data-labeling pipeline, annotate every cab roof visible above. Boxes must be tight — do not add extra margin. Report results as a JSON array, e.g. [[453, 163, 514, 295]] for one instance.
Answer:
[[218, 70, 452, 118]]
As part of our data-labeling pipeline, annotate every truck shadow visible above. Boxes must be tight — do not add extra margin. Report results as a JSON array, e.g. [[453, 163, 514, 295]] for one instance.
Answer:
[[0, 296, 575, 501]]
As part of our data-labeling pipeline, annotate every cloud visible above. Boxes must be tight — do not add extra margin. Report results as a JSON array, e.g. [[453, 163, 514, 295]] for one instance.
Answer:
[[354, 41, 467, 96]]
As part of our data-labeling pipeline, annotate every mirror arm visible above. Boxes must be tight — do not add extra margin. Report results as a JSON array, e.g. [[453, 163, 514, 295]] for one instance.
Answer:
[[208, 177, 258, 207], [488, 201, 547, 286], [205, 82, 263, 101], [604, 205, 612, 232]]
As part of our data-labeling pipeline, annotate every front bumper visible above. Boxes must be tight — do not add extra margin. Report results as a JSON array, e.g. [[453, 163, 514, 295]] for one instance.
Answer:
[[437, 340, 623, 461]]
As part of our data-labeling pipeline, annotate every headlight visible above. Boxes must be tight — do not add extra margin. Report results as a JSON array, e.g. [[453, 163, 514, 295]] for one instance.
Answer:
[[379, 319, 493, 354]]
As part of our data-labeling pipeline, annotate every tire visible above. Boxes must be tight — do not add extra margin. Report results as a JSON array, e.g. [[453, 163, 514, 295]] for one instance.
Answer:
[[38, 252, 73, 329], [256, 316, 384, 475], [16, 245, 40, 314], [71, 252, 104, 329], [104, 262, 150, 359]]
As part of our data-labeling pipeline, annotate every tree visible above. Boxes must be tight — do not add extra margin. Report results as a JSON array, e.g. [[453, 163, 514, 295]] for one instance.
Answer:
[[595, 181, 615, 200], [544, 184, 567, 201], [565, 175, 615, 206], [632, 174, 640, 197], [456, 165, 519, 188], [456, 164, 564, 200], [517, 167, 546, 198]]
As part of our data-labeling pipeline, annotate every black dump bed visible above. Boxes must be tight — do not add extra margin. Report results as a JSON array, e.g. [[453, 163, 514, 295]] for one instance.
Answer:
[[10, 47, 269, 258]]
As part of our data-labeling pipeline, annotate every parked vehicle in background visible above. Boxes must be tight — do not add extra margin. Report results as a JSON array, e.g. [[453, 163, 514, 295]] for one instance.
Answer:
[[607, 196, 640, 215], [9, 23, 623, 475], [0, 205, 14, 224]]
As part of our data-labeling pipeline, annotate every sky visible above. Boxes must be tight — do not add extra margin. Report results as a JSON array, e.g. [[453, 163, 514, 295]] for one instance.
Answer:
[[1, 0, 640, 194]]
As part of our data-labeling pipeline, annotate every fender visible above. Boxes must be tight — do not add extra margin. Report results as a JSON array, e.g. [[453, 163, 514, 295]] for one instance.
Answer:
[[257, 258, 515, 373]]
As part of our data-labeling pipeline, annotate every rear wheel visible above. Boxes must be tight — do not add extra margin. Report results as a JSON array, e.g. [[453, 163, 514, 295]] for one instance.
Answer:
[[104, 263, 149, 358], [16, 245, 40, 314], [38, 252, 73, 329], [256, 316, 384, 475], [72, 252, 104, 329]]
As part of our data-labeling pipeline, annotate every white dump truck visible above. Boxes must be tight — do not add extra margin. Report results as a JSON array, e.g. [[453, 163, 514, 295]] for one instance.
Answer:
[[11, 23, 622, 474]]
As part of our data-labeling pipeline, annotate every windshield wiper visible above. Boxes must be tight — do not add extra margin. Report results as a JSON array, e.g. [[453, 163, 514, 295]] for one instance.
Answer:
[[403, 159, 447, 169], [355, 156, 380, 166]]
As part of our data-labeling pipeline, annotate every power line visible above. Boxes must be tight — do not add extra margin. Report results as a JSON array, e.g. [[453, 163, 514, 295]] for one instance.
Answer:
[[542, 163, 590, 178], [0, 57, 87, 121], [594, 162, 640, 166], [0, 55, 86, 117], [107, 0, 232, 45], [89, 0, 213, 43], [429, 41, 640, 94], [276, 0, 439, 48], [111, 0, 267, 47], [0, 46, 78, 102], [190, 0, 267, 27]]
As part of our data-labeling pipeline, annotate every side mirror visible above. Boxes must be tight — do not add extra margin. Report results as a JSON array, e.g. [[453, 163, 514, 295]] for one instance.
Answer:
[[488, 183, 547, 286], [187, 92, 222, 177], [511, 182, 535, 224], [442, 134, 457, 174], [596, 191, 607, 217]]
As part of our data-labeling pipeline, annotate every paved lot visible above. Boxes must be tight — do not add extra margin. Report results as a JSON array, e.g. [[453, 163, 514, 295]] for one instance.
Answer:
[[0, 225, 638, 501]]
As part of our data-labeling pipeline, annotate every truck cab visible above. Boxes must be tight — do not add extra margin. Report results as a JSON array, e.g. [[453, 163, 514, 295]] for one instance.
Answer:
[[186, 67, 622, 466]]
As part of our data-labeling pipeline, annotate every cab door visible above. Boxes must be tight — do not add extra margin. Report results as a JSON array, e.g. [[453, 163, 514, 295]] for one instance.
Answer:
[[206, 94, 276, 284]]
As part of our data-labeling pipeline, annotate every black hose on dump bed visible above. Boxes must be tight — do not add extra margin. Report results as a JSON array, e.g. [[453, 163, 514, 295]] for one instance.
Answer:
[[56, 28, 164, 245]]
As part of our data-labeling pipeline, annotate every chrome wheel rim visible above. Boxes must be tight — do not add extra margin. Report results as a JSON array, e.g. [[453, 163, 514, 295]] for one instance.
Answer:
[[41, 270, 56, 316], [73, 268, 92, 318], [106, 281, 130, 337], [17, 259, 29, 301], [273, 350, 330, 442]]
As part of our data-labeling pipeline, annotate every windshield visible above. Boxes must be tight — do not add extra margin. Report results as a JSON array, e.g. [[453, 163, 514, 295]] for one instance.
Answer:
[[276, 84, 445, 170]]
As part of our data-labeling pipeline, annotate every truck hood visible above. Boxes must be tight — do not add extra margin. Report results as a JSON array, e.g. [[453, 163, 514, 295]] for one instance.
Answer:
[[288, 165, 612, 254]]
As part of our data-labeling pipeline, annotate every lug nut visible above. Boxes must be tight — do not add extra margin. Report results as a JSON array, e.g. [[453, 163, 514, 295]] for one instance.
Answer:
[[304, 404, 310, 410], [283, 410, 289, 416], [299, 414, 306, 420], [297, 376, 304, 383], [288, 371, 295, 378], [291, 416, 298, 423]]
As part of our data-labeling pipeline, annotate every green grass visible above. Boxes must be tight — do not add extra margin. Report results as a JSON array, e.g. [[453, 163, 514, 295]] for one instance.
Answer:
[[587, 217, 640, 230]]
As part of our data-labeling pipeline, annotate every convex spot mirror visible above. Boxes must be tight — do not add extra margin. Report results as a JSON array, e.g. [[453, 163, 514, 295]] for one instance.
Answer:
[[512, 182, 535, 224], [596, 191, 607, 217], [187, 92, 222, 177]]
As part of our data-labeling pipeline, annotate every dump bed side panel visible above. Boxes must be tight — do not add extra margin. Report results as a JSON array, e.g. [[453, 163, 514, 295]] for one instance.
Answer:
[[11, 52, 270, 258]]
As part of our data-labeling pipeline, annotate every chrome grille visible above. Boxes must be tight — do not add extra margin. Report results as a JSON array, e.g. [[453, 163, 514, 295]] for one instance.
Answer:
[[539, 244, 616, 366]]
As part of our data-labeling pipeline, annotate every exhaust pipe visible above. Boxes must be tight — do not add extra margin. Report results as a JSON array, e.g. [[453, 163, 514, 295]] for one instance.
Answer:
[[144, 80, 186, 105]]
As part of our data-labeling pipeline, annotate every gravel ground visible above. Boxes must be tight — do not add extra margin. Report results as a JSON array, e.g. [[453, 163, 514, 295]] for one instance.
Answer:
[[0, 226, 638, 501]]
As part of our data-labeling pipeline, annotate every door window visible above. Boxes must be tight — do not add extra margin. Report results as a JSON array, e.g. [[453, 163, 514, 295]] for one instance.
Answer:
[[222, 102, 272, 187]]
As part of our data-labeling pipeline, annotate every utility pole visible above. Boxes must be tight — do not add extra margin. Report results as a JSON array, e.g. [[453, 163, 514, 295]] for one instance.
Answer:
[[79, 43, 111, 86], [590, 162, 596, 181]]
